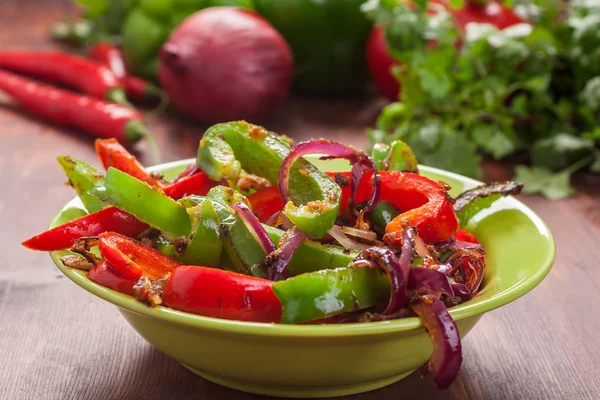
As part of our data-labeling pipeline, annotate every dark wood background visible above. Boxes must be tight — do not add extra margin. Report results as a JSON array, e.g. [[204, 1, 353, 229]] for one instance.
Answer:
[[1, 1, 599, 399]]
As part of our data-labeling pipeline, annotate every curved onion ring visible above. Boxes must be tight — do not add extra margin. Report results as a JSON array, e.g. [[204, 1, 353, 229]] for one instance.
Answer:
[[278, 139, 381, 215]]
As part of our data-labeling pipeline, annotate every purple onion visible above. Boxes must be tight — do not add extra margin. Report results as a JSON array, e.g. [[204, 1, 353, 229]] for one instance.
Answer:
[[278, 139, 381, 215], [451, 283, 472, 302], [231, 202, 276, 255], [408, 267, 454, 298], [266, 227, 306, 281], [351, 244, 409, 315], [446, 243, 485, 293], [411, 293, 462, 390]]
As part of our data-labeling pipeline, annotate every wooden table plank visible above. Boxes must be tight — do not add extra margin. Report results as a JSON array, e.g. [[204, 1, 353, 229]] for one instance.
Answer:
[[1, 1, 599, 399]]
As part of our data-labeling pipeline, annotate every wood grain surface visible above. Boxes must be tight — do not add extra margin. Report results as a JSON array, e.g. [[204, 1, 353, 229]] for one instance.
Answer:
[[1, 1, 599, 399]]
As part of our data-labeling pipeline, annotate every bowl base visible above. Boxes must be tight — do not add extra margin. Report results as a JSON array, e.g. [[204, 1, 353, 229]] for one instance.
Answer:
[[182, 364, 415, 398]]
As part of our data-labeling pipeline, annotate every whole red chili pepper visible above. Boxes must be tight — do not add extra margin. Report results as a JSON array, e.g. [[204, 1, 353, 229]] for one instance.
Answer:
[[0, 51, 129, 105], [89, 42, 164, 103], [21, 207, 149, 251], [0, 70, 160, 162]]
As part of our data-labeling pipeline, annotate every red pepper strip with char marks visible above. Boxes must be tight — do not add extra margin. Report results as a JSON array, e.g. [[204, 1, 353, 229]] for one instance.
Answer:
[[21, 207, 148, 251], [98, 232, 182, 280], [455, 230, 479, 244], [328, 171, 458, 243], [0, 51, 128, 105], [22, 166, 216, 251], [162, 170, 217, 199], [247, 186, 285, 222], [162, 266, 282, 323], [95, 138, 164, 187], [87, 261, 137, 296]]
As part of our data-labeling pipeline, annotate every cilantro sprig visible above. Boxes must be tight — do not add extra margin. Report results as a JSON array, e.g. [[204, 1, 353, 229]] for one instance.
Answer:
[[363, 0, 600, 199]]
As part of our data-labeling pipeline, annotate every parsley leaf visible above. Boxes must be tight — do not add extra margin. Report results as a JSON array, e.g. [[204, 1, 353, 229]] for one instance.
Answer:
[[514, 166, 575, 200]]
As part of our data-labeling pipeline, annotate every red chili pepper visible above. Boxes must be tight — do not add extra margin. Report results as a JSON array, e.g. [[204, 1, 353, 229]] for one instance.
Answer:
[[162, 266, 282, 323], [247, 186, 285, 222], [21, 207, 148, 251], [329, 171, 459, 243], [0, 51, 129, 105], [89, 42, 164, 103], [87, 261, 137, 296], [162, 171, 217, 199], [0, 70, 159, 160], [98, 232, 182, 280], [95, 138, 163, 187], [455, 229, 479, 244]]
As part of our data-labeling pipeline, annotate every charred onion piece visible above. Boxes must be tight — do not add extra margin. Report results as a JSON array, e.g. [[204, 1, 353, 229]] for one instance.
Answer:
[[454, 181, 524, 212], [329, 225, 371, 250], [231, 201, 276, 255], [60, 255, 95, 271], [408, 267, 453, 298], [450, 283, 472, 302], [133, 274, 170, 307], [350, 232, 412, 315], [278, 139, 381, 215], [70, 236, 102, 266], [411, 292, 462, 390], [447, 242, 485, 293], [265, 227, 306, 281], [340, 226, 378, 242]]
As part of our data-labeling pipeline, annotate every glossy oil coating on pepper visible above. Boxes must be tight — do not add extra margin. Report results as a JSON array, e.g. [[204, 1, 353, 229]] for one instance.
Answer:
[[197, 121, 341, 237], [89, 167, 191, 238], [57, 156, 106, 213]]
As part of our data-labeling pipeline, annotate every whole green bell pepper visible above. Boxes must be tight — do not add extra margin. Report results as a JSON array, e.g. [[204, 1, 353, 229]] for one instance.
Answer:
[[255, 0, 372, 95]]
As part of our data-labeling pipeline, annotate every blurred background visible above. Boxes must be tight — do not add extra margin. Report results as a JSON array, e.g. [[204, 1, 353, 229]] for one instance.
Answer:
[[0, 0, 598, 198]]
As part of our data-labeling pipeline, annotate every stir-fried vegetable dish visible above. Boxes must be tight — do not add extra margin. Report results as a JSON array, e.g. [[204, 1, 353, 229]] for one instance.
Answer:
[[23, 121, 523, 389]]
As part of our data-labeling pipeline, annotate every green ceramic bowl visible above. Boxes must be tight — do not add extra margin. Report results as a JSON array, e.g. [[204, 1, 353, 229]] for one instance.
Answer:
[[49, 158, 555, 398]]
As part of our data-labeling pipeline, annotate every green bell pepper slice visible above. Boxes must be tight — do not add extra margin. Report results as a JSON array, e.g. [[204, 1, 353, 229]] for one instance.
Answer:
[[177, 198, 222, 267], [57, 156, 106, 213], [89, 167, 191, 237], [197, 122, 341, 238], [273, 266, 390, 324], [369, 201, 400, 230], [371, 140, 418, 173]]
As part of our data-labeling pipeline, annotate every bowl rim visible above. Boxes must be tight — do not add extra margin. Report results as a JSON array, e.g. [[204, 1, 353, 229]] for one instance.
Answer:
[[50, 159, 555, 338]]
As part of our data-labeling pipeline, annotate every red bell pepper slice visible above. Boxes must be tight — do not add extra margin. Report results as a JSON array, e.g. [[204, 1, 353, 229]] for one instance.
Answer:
[[95, 138, 164, 188], [162, 171, 217, 200], [87, 261, 137, 296], [455, 229, 479, 244], [98, 232, 181, 280], [162, 266, 282, 323], [328, 171, 458, 243], [22, 207, 148, 251], [247, 186, 285, 222]]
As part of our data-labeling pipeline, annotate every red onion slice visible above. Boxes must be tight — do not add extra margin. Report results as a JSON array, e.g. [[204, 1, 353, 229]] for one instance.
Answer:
[[328, 225, 371, 250], [173, 164, 202, 183], [408, 267, 453, 298], [278, 139, 381, 215], [450, 283, 472, 302], [265, 227, 306, 281], [411, 293, 462, 390], [446, 243, 485, 293], [350, 242, 409, 315], [231, 202, 276, 255]]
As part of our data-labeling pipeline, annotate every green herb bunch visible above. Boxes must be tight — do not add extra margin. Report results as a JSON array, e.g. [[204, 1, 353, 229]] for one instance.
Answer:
[[363, 0, 600, 199]]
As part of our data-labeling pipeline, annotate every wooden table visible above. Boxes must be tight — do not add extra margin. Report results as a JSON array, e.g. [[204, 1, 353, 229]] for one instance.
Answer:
[[1, 1, 599, 399]]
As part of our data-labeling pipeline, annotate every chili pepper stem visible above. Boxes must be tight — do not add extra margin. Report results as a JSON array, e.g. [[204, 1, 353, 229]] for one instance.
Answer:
[[124, 120, 161, 164], [105, 88, 133, 108]]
